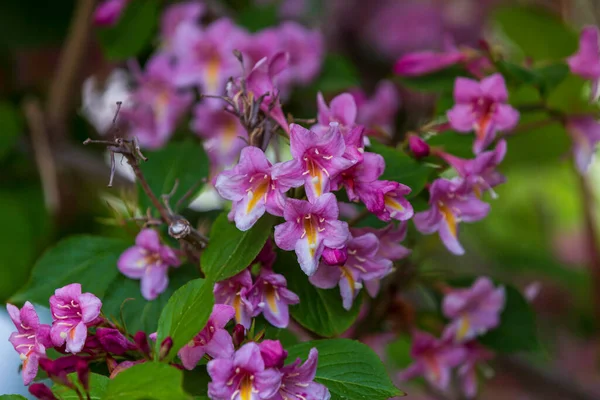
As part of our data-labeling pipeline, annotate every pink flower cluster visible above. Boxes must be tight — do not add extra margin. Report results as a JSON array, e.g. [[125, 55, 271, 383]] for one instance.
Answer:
[[399, 277, 505, 398]]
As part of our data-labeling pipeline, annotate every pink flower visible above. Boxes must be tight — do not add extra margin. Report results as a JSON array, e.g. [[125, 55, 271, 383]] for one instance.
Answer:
[[310, 233, 392, 309], [314, 92, 357, 135], [332, 152, 385, 202], [361, 180, 414, 222], [271, 348, 331, 400], [447, 73, 519, 154], [442, 277, 505, 342], [258, 340, 287, 369], [457, 342, 494, 398], [250, 268, 299, 328], [394, 49, 464, 76], [274, 193, 349, 276], [567, 26, 600, 101], [49, 284, 102, 354], [352, 80, 400, 138], [207, 342, 282, 400], [213, 269, 255, 329], [93, 0, 128, 26], [566, 116, 600, 174], [7, 302, 52, 385], [96, 328, 135, 355], [272, 123, 356, 201], [179, 304, 236, 370], [117, 229, 181, 301], [215, 146, 289, 230], [160, 1, 204, 45], [351, 223, 411, 261], [413, 179, 489, 255]]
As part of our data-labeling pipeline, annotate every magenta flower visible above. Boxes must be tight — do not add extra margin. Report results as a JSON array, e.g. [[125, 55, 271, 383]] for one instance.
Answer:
[[272, 123, 355, 201], [274, 193, 349, 275], [250, 268, 299, 328], [258, 340, 287, 369], [442, 277, 505, 342], [457, 342, 494, 399], [394, 49, 464, 76], [314, 92, 357, 135], [567, 26, 600, 101], [408, 135, 430, 158], [49, 284, 102, 354], [160, 1, 204, 44], [271, 348, 331, 400], [275, 22, 324, 88], [438, 139, 507, 198], [207, 342, 281, 400], [29, 383, 57, 400], [215, 146, 289, 230], [191, 100, 249, 171], [398, 330, 466, 391], [118, 229, 181, 301], [310, 233, 392, 310], [96, 328, 135, 355], [361, 180, 414, 222], [7, 302, 52, 385], [109, 359, 146, 379], [122, 55, 193, 149], [332, 152, 385, 202], [179, 304, 236, 370], [352, 80, 400, 138], [566, 116, 600, 174], [414, 178, 490, 255], [447, 73, 519, 154], [172, 19, 248, 93], [213, 269, 255, 329], [93, 0, 128, 26], [253, 240, 277, 270]]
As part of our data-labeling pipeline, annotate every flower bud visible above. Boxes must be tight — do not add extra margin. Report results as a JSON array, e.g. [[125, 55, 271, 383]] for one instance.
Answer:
[[158, 337, 173, 361], [97, 328, 135, 355], [29, 383, 58, 400], [259, 340, 288, 369], [134, 331, 150, 355], [408, 135, 430, 159], [322, 247, 347, 266], [76, 359, 90, 391], [232, 324, 245, 347]]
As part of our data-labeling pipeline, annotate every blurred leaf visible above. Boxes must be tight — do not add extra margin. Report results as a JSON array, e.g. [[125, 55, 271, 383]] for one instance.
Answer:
[[53, 373, 109, 399], [201, 213, 274, 281], [479, 285, 538, 352], [97, 0, 160, 60], [535, 63, 570, 96], [183, 367, 210, 398], [104, 362, 189, 400], [102, 264, 198, 334], [497, 61, 569, 97], [503, 120, 570, 167], [386, 335, 413, 369], [313, 54, 360, 93], [426, 131, 474, 159], [154, 278, 214, 362], [286, 339, 404, 399], [0, 102, 23, 161], [369, 141, 432, 198], [236, 4, 278, 32], [0, 396, 27, 400], [497, 60, 538, 85], [547, 74, 599, 114], [10, 236, 128, 304], [494, 6, 578, 61], [138, 141, 210, 212], [397, 65, 468, 93], [274, 251, 361, 337]]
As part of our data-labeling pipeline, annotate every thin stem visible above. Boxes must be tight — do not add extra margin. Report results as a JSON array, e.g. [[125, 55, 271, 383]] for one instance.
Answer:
[[175, 178, 206, 212], [129, 162, 173, 224]]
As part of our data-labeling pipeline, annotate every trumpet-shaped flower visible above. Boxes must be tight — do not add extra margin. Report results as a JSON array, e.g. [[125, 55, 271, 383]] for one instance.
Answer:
[[213, 269, 255, 329], [250, 268, 299, 328]]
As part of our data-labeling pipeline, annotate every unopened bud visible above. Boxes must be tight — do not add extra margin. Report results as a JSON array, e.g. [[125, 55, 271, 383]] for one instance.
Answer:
[[259, 340, 288, 369], [322, 247, 347, 266], [134, 331, 150, 355], [408, 135, 430, 159], [158, 337, 173, 361], [76, 359, 90, 391], [232, 324, 245, 347], [29, 383, 58, 400]]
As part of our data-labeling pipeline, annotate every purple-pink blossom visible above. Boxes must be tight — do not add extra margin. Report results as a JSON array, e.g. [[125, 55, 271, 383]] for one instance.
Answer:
[[394, 49, 464, 76], [49, 284, 102, 354], [352, 80, 400, 138], [314, 92, 357, 135], [271, 348, 330, 400], [7, 302, 52, 385], [93, 0, 128, 26], [215, 146, 288, 231], [447, 73, 519, 154], [458, 341, 494, 398], [566, 116, 600, 174], [332, 152, 385, 203], [567, 26, 600, 101], [442, 277, 505, 342], [213, 269, 255, 329], [413, 178, 490, 255], [160, 1, 204, 45], [274, 193, 349, 276], [117, 229, 181, 301], [360, 180, 414, 222], [250, 268, 299, 328], [179, 304, 236, 370]]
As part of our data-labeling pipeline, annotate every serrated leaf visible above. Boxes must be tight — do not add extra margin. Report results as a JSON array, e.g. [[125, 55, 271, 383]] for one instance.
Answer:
[[201, 213, 275, 281], [104, 362, 189, 400], [10, 236, 129, 304], [138, 141, 210, 212], [286, 339, 404, 400], [52, 373, 109, 400], [97, 0, 159, 60], [154, 278, 214, 362], [274, 251, 361, 337], [369, 141, 432, 198]]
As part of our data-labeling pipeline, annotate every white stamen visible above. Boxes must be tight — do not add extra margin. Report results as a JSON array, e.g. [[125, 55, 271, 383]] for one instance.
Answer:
[[60, 332, 68, 339]]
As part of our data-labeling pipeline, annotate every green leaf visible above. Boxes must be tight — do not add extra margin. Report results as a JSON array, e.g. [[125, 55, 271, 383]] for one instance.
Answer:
[[52, 373, 109, 400], [426, 132, 474, 159], [0, 396, 27, 400], [494, 6, 578, 61], [479, 285, 538, 352], [547, 74, 599, 114], [104, 362, 189, 400], [503, 120, 571, 167], [102, 264, 199, 333], [386, 335, 413, 369], [314, 54, 360, 93], [154, 278, 214, 362], [398, 65, 468, 92], [0, 102, 22, 160], [97, 0, 159, 60], [10, 236, 129, 304], [138, 141, 210, 212], [201, 213, 275, 281], [496, 60, 537, 85], [286, 339, 404, 399], [369, 141, 432, 198], [534, 63, 570, 96], [236, 4, 278, 32], [274, 251, 361, 337]]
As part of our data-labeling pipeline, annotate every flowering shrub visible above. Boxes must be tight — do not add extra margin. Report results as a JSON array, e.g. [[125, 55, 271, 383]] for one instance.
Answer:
[[4, 1, 600, 399]]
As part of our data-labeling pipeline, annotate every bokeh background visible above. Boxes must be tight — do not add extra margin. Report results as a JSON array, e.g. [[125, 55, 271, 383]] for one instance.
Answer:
[[1, 0, 600, 398]]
